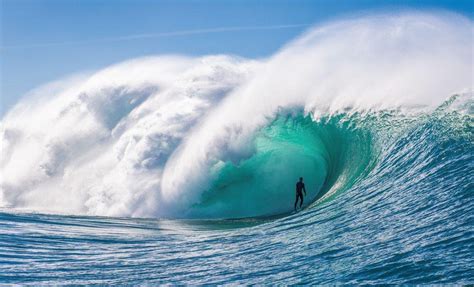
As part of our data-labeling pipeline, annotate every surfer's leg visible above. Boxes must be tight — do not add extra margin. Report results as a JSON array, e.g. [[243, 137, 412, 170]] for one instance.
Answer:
[[294, 195, 298, 210], [299, 193, 304, 208]]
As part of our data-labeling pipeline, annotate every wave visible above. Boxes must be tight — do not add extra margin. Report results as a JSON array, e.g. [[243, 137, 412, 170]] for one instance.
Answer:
[[0, 12, 472, 219]]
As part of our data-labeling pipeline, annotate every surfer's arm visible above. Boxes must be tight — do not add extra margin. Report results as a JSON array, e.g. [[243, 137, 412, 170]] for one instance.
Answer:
[[303, 185, 307, 195]]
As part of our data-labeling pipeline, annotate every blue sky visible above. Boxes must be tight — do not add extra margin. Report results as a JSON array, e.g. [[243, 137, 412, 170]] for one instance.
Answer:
[[1, 0, 472, 116]]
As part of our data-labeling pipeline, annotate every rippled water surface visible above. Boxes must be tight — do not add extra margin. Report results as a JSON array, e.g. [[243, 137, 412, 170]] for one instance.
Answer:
[[1, 106, 473, 284], [1, 13, 473, 284]]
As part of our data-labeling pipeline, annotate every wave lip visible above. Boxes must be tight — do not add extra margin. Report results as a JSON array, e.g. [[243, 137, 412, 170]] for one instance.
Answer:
[[160, 12, 473, 218]]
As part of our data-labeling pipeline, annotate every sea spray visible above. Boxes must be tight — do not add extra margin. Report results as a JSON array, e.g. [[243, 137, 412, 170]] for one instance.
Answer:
[[1, 12, 472, 219]]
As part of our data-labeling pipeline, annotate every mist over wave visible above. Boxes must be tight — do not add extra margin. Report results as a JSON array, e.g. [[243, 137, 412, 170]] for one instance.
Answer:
[[1, 12, 472, 219]]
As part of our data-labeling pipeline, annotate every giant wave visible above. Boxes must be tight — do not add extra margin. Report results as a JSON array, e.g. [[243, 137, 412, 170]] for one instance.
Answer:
[[0, 12, 472, 219]]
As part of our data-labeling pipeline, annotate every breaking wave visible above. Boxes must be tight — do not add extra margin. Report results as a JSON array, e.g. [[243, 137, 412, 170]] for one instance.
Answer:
[[1, 12, 472, 219]]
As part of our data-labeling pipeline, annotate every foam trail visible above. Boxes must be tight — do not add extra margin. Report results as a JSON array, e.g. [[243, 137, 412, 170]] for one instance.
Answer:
[[0, 12, 472, 218]]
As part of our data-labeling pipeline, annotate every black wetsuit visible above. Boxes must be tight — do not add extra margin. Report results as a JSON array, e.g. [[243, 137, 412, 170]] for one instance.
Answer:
[[295, 181, 306, 210]]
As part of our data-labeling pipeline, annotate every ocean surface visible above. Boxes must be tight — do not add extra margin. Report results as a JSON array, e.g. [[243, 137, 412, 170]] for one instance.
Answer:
[[2, 95, 473, 284], [1, 13, 473, 284]]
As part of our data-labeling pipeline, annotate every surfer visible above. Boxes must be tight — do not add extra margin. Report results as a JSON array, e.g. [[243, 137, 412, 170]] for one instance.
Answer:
[[294, 177, 307, 211]]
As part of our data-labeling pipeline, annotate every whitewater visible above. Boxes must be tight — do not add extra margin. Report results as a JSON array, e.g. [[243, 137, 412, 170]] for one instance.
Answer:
[[1, 12, 473, 284]]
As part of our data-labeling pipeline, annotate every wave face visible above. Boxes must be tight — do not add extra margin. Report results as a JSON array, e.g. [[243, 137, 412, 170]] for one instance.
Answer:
[[0, 12, 472, 220], [1, 99, 472, 284], [0, 11, 473, 284], [187, 112, 375, 218]]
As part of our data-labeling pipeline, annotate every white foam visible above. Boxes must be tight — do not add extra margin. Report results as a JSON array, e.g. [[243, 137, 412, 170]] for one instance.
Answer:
[[1, 12, 472, 218], [161, 12, 473, 217]]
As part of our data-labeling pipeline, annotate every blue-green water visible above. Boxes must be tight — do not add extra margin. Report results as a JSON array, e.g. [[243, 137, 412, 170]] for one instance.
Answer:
[[191, 112, 375, 219], [1, 97, 472, 284]]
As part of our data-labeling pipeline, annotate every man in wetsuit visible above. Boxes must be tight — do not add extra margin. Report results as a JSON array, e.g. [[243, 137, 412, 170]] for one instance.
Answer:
[[295, 177, 307, 211]]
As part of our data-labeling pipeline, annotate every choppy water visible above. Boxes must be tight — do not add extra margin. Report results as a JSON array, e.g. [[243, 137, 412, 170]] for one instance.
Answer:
[[2, 12, 473, 284], [1, 95, 473, 284]]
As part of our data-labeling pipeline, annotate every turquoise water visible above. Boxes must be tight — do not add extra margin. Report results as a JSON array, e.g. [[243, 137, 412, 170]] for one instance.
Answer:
[[191, 112, 375, 218], [1, 97, 473, 284]]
